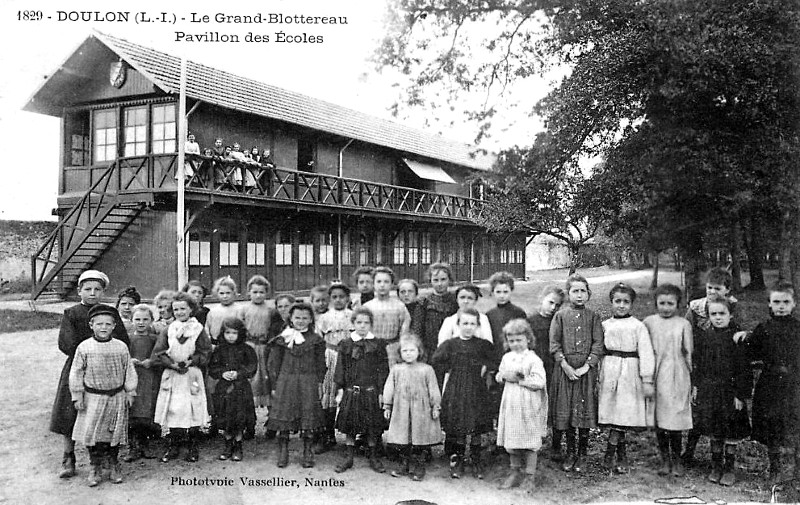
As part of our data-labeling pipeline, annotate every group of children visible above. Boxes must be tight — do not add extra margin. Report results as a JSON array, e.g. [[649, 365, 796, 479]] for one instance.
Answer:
[[50, 265, 800, 493]]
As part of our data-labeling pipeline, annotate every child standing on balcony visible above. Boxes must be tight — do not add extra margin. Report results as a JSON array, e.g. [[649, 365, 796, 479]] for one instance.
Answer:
[[51, 270, 130, 480]]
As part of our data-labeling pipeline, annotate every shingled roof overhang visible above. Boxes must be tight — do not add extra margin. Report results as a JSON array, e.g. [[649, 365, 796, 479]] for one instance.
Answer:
[[24, 31, 495, 172]]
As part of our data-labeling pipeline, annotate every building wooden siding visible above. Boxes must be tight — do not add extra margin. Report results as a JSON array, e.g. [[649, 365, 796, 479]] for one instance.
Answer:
[[92, 208, 177, 296]]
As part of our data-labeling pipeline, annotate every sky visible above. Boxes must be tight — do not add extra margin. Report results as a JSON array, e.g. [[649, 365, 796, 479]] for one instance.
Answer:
[[0, 0, 552, 221]]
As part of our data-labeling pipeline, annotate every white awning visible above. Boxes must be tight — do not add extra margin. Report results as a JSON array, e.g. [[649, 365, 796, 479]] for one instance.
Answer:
[[402, 158, 457, 184]]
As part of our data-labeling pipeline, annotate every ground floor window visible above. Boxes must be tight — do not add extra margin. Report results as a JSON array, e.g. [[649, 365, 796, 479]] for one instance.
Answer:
[[276, 230, 292, 266]]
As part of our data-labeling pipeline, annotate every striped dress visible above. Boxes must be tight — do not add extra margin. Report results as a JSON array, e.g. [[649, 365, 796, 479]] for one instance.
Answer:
[[496, 349, 548, 450], [317, 308, 353, 409], [239, 302, 274, 407], [69, 337, 138, 446]]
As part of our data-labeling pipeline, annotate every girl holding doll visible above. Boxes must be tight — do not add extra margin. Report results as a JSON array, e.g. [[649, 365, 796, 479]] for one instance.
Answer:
[[152, 292, 212, 463], [496, 319, 548, 489]]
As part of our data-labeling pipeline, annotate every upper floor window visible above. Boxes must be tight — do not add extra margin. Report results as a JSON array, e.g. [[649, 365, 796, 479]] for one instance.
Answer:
[[124, 106, 147, 157], [152, 104, 176, 154], [93, 109, 117, 163]]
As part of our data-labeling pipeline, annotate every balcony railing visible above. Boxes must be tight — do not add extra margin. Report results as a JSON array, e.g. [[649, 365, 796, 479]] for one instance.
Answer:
[[62, 154, 482, 220]]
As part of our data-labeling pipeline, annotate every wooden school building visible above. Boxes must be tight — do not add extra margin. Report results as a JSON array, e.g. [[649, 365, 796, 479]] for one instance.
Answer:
[[26, 32, 526, 300]]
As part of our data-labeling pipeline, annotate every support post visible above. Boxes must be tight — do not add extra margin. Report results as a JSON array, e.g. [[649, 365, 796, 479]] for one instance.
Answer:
[[177, 57, 188, 288]]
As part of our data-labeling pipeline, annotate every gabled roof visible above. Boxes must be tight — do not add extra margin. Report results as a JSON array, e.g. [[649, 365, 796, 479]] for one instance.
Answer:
[[25, 31, 495, 171]]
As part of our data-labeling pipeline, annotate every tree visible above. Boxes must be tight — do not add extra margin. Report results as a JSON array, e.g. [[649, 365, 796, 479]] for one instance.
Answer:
[[375, 0, 800, 294], [474, 133, 603, 274]]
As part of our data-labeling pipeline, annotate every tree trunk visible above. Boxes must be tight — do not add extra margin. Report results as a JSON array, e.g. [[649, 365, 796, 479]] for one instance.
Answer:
[[650, 251, 660, 289], [643, 251, 653, 268], [567, 242, 579, 275], [745, 213, 766, 291], [729, 219, 742, 292], [680, 229, 706, 301]]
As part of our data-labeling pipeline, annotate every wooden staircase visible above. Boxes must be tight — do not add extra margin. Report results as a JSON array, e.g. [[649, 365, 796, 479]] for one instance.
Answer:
[[31, 161, 148, 300]]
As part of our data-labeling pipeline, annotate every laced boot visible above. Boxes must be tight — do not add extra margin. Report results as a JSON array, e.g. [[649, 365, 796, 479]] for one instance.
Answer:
[[670, 432, 685, 477], [108, 447, 123, 484], [232, 440, 243, 462], [719, 451, 736, 487], [369, 445, 386, 473], [185, 429, 199, 462], [391, 447, 410, 477], [572, 434, 588, 473], [276, 435, 289, 468], [219, 438, 234, 461], [335, 445, 355, 473], [562, 431, 577, 472], [615, 441, 630, 474], [550, 430, 564, 463], [449, 444, 464, 479], [123, 432, 140, 463], [470, 444, 485, 479], [161, 431, 181, 463], [87, 447, 101, 487], [603, 442, 616, 472], [411, 451, 427, 481], [657, 431, 671, 476], [708, 442, 723, 483], [681, 430, 700, 468], [58, 451, 76, 479], [301, 436, 315, 468]]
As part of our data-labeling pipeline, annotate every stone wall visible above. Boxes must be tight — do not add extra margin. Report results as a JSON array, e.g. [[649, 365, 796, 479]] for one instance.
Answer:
[[0, 220, 57, 291]]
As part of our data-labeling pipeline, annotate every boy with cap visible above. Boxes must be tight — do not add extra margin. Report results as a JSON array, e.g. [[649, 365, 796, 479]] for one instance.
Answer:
[[50, 270, 130, 479], [70, 304, 138, 486]]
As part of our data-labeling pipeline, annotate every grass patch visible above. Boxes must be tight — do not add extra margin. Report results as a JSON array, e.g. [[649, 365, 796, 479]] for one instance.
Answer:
[[0, 309, 62, 333]]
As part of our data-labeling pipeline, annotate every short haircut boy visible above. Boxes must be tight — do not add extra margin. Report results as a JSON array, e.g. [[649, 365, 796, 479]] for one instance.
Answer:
[[427, 262, 453, 281], [353, 266, 375, 282], [489, 271, 515, 292], [372, 266, 396, 284], [706, 267, 733, 289], [351, 306, 375, 325], [769, 281, 795, 298], [310, 285, 330, 300], [654, 283, 683, 306], [246, 275, 271, 292]]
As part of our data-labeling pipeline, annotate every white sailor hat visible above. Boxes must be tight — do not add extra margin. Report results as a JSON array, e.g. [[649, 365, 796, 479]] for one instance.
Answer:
[[77, 270, 110, 288]]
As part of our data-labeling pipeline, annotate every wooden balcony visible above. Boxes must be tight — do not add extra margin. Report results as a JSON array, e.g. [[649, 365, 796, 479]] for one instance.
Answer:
[[61, 154, 482, 222]]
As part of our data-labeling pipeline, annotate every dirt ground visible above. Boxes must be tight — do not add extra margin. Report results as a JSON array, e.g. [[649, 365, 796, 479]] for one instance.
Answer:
[[0, 271, 785, 504]]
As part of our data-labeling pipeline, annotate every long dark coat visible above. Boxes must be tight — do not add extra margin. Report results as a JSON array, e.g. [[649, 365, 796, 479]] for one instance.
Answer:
[[208, 337, 258, 434], [334, 336, 389, 436]]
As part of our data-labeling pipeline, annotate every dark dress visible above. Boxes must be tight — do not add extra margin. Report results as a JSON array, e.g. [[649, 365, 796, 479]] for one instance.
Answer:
[[50, 303, 130, 436], [692, 324, 751, 440], [194, 306, 210, 326], [334, 336, 389, 436], [486, 302, 528, 360], [208, 338, 258, 434], [433, 336, 496, 436], [418, 291, 458, 362], [528, 312, 555, 425], [128, 329, 161, 426], [749, 315, 800, 448], [266, 330, 326, 432]]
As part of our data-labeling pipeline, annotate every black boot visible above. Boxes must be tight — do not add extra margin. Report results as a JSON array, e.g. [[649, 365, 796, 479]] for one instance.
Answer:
[[657, 431, 671, 476], [220, 438, 234, 461], [708, 441, 723, 483], [123, 430, 140, 463], [670, 432, 685, 477], [277, 435, 289, 468], [681, 429, 700, 467], [108, 446, 123, 484], [572, 432, 588, 473], [551, 429, 564, 462], [369, 445, 386, 473], [470, 444, 485, 479], [719, 451, 736, 486], [335, 445, 355, 473], [450, 443, 465, 479], [411, 449, 427, 481], [615, 441, 629, 474], [58, 451, 76, 479], [161, 430, 182, 463], [302, 436, 314, 468], [232, 440, 243, 462], [185, 428, 199, 462], [603, 442, 617, 472], [562, 430, 577, 472], [87, 447, 102, 487], [391, 446, 411, 477]]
